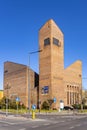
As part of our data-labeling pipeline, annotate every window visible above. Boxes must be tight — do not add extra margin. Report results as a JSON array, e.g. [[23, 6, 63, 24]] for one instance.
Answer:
[[67, 92, 69, 105], [53, 37, 60, 46], [44, 38, 50, 46], [41, 88, 44, 94]]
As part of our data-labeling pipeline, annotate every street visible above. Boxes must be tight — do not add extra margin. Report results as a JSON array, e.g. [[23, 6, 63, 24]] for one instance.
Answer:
[[0, 114, 87, 130]]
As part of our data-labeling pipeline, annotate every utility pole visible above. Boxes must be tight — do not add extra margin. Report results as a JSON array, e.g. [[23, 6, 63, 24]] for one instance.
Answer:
[[5, 83, 11, 116], [28, 50, 42, 112]]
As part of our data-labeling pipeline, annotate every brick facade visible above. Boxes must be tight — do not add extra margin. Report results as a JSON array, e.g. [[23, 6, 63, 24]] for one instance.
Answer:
[[4, 61, 39, 108], [39, 19, 82, 109], [3, 19, 82, 109]]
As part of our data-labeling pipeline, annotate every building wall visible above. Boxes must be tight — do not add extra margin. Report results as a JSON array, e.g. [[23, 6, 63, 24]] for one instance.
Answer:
[[4, 61, 39, 108], [39, 19, 82, 109], [51, 20, 64, 108], [39, 20, 52, 104], [39, 19, 64, 108], [63, 60, 82, 106]]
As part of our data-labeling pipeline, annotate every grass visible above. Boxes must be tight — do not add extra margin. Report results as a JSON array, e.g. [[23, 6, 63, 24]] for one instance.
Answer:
[[1, 108, 58, 114], [78, 109, 87, 113], [1, 108, 87, 114]]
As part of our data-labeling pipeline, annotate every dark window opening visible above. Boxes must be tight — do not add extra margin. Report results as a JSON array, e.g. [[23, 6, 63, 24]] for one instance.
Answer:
[[53, 37, 60, 46], [44, 38, 50, 46], [35, 72, 39, 87], [67, 92, 69, 105]]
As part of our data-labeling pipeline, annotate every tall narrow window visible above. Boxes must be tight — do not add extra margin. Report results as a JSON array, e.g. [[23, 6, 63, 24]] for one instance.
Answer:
[[73, 92, 74, 104], [70, 92, 71, 105], [53, 37, 60, 46], [44, 38, 50, 46], [67, 92, 69, 105]]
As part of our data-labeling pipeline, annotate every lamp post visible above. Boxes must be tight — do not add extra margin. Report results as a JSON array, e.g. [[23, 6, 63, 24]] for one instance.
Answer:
[[28, 50, 42, 112], [5, 83, 11, 116]]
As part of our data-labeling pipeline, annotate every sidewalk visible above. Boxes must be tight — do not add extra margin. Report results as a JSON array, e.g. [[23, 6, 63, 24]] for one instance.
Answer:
[[35, 110, 74, 115], [0, 110, 87, 120]]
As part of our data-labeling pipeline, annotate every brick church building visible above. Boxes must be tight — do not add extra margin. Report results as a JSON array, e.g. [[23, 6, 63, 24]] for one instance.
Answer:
[[4, 19, 82, 109]]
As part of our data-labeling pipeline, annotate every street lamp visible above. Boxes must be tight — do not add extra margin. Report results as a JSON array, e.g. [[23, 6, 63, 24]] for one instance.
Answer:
[[5, 83, 11, 116], [28, 50, 42, 112]]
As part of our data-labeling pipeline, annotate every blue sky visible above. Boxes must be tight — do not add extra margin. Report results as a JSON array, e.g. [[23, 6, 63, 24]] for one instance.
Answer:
[[0, 0, 87, 90]]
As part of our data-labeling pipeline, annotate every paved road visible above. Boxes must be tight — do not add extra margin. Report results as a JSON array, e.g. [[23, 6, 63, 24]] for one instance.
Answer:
[[0, 114, 87, 130]]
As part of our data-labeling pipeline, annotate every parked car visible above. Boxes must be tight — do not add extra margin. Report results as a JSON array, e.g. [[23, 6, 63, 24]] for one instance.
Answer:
[[64, 106, 73, 110]]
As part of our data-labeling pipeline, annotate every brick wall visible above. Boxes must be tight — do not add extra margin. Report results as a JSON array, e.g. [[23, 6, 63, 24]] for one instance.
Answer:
[[4, 61, 39, 108]]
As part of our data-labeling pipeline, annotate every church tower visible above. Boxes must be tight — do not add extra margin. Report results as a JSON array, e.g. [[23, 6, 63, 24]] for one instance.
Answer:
[[39, 19, 65, 108]]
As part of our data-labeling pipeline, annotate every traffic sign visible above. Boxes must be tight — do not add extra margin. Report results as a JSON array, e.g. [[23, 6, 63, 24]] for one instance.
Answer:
[[32, 104, 36, 109], [16, 97, 20, 102], [53, 98, 56, 103]]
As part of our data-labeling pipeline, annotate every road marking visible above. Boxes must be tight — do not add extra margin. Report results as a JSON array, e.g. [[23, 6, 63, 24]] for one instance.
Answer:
[[0, 121, 15, 125], [69, 126, 75, 129], [19, 128, 26, 130]]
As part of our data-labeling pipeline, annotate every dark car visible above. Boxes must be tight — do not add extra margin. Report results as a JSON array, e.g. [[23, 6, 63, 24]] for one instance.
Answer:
[[64, 106, 73, 110]]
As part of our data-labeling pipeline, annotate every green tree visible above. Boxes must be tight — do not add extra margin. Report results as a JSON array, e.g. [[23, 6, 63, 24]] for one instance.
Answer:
[[82, 98, 86, 105], [47, 99, 54, 109], [41, 101, 49, 110], [0, 96, 7, 109]]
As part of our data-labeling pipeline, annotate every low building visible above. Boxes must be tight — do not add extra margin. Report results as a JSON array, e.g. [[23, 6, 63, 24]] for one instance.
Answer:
[[4, 61, 39, 108]]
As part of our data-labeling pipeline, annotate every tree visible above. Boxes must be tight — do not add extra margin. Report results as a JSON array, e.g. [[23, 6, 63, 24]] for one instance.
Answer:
[[41, 101, 49, 110], [47, 99, 54, 109], [82, 98, 86, 105], [0, 96, 7, 109]]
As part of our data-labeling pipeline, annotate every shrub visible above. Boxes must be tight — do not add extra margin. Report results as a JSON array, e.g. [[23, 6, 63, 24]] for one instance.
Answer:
[[0, 96, 26, 109], [41, 101, 50, 110], [72, 104, 81, 109], [0, 96, 6, 109]]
